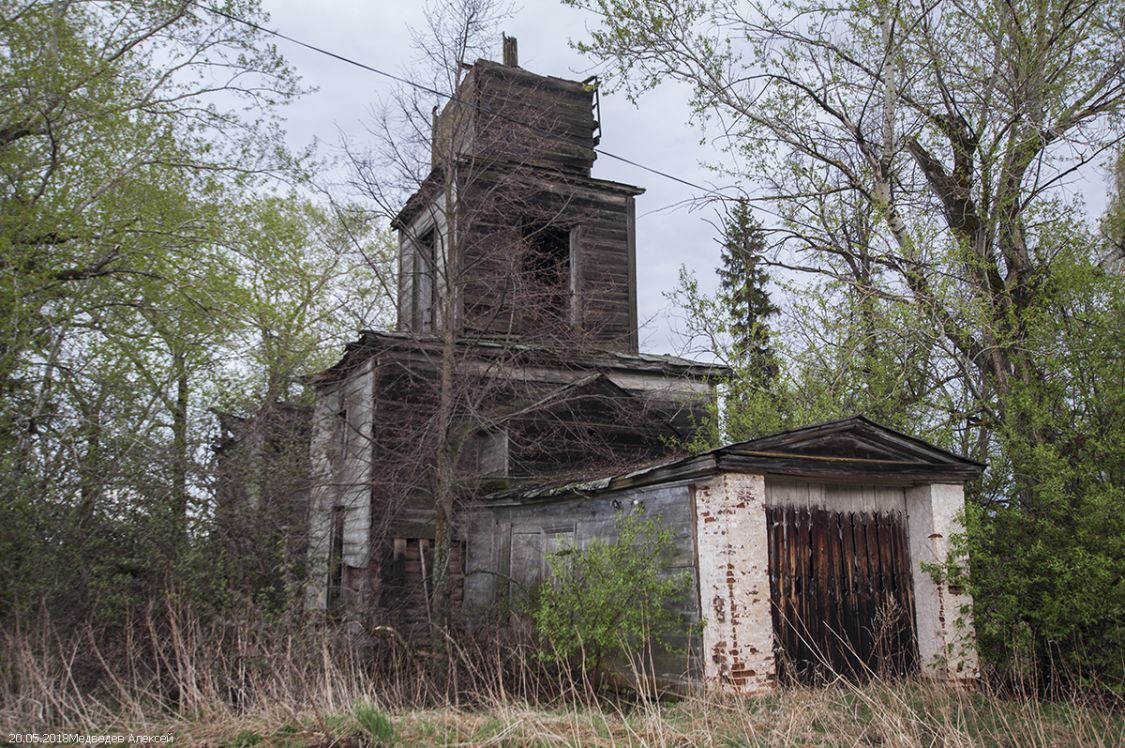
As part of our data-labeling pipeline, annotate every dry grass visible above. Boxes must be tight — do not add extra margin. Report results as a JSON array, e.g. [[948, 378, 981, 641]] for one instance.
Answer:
[[1, 604, 1120, 747]]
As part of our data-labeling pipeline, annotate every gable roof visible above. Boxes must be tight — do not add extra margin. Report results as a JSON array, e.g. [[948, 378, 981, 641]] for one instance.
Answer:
[[488, 415, 985, 502], [724, 415, 984, 468]]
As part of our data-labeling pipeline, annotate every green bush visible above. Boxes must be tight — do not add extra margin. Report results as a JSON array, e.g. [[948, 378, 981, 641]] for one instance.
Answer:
[[532, 512, 693, 677], [947, 474, 1125, 696]]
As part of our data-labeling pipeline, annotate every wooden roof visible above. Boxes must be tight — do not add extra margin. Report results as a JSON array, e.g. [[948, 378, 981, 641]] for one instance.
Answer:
[[309, 330, 730, 386], [392, 160, 645, 229], [489, 416, 985, 502]]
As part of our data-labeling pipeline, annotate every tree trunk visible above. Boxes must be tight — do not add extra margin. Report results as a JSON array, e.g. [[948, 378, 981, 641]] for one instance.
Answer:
[[171, 350, 190, 539]]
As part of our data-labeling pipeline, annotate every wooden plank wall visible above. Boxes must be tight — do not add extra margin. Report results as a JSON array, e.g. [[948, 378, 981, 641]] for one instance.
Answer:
[[457, 171, 636, 351], [465, 483, 702, 683], [306, 343, 716, 624], [378, 538, 466, 643], [304, 358, 375, 610], [472, 63, 598, 176]]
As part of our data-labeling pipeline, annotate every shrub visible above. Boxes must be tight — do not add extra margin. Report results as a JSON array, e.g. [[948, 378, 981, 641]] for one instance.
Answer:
[[532, 511, 693, 678]]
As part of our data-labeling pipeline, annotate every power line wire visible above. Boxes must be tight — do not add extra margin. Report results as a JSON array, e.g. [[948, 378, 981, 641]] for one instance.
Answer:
[[194, 1, 732, 200]]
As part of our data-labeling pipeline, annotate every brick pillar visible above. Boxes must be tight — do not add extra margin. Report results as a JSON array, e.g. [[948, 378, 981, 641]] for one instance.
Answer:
[[693, 472, 776, 694], [905, 482, 979, 683]]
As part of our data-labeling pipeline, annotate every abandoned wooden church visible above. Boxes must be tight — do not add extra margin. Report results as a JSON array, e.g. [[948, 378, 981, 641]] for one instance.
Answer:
[[225, 40, 981, 694]]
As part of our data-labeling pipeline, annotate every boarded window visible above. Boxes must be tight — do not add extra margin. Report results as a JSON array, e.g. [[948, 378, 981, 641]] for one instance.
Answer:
[[413, 228, 436, 332], [335, 406, 348, 452], [331, 407, 352, 482], [459, 428, 509, 477]]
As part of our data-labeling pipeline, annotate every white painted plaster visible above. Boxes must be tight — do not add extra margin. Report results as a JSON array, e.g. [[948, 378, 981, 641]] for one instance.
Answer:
[[906, 483, 979, 682], [693, 472, 776, 694]]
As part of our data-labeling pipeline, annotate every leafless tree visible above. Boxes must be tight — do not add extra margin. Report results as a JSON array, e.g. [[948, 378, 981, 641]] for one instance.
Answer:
[[315, 0, 687, 665]]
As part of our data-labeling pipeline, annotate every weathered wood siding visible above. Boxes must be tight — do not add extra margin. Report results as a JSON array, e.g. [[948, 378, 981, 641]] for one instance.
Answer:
[[456, 168, 639, 351], [403, 55, 639, 351], [434, 61, 599, 176], [377, 537, 466, 643], [305, 358, 375, 611], [464, 482, 703, 683], [304, 350, 702, 621], [766, 479, 908, 514], [397, 203, 450, 335], [504, 382, 677, 477]]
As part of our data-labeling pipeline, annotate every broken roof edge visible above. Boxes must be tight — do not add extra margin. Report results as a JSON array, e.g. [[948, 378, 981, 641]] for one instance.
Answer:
[[483, 415, 986, 504], [469, 57, 595, 92], [429, 57, 595, 127], [309, 329, 731, 385]]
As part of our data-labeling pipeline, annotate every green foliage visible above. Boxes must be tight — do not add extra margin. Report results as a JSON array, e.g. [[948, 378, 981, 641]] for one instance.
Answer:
[[0, 0, 394, 630], [668, 266, 939, 452], [574, 0, 1125, 693], [532, 512, 693, 676], [354, 701, 396, 744], [940, 251, 1125, 693], [665, 267, 789, 449], [1099, 147, 1125, 269]]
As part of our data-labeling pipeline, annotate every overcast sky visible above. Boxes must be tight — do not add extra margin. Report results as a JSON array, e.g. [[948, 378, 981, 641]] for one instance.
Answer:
[[261, 0, 729, 356], [259, 1, 1111, 358]]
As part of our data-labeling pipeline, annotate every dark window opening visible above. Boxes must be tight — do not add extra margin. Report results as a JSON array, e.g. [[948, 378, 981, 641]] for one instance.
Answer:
[[521, 223, 571, 322], [413, 228, 436, 332], [383, 538, 467, 621], [336, 407, 348, 446], [327, 505, 346, 611], [459, 428, 509, 477]]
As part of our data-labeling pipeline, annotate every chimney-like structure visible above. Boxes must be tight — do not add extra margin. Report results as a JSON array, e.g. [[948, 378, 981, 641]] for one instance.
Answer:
[[502, 34, 518, 67]]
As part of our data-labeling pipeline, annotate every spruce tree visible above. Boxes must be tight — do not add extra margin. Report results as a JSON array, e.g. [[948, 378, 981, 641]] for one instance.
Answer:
[[716, 201, 778, 387]]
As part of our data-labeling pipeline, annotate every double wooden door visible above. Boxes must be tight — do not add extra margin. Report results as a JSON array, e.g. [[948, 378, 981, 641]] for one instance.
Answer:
[[766, 505, 918, 683]]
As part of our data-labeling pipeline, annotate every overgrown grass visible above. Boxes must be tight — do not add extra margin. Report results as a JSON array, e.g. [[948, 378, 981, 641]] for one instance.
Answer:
[[129, 685, 1123, 747], [1, 604, 1119, 746]]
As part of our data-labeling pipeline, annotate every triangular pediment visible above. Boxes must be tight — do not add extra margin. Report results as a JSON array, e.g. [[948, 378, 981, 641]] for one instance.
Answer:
[[509, 374, 682, 439], [721, 416, 983, 470], [496, 373, 632, 419]]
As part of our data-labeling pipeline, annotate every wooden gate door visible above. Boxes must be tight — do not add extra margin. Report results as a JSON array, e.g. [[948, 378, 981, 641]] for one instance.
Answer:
[[766, 506, 918, 683]]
